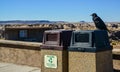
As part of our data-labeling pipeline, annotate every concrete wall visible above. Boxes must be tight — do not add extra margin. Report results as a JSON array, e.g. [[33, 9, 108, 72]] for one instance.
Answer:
[[0, 40, 42, 67], [0, 40, 119, 71]]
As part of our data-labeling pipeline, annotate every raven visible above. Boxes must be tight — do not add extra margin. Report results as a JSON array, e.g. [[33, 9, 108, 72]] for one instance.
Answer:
[[91, 13, 109, 31]]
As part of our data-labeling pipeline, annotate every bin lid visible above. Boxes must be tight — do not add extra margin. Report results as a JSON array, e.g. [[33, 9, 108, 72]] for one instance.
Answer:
[[42, 30, 72, 50], [68, 30, 112, 52]]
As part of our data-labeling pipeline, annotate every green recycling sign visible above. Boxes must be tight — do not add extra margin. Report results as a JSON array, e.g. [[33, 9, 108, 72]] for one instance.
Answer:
[[44, 55, 57, 68]]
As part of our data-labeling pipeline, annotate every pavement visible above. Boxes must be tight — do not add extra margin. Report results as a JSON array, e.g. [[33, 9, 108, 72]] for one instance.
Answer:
[[0, 62, 41, 72]]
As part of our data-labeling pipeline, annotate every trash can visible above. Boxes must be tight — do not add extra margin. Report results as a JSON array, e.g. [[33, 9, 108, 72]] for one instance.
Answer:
[[68, 30, 113, 72], [41, 30, 72, 72]]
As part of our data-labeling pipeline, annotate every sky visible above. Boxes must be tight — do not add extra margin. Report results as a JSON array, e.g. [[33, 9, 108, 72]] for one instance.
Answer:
[[0, 0, 120, 22]]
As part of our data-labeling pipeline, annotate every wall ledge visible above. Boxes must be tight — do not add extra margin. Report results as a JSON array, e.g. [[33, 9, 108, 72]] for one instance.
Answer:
[[0, 40, 42, 50]]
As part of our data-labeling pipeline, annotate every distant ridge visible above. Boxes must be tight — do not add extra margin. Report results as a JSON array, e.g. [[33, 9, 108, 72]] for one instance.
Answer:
[[0, 20, 119, 25], [0, 20, 67, 25]]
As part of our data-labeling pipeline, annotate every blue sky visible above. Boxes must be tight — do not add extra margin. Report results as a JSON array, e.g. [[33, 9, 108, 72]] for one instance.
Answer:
[[0, 0, 120, 22]]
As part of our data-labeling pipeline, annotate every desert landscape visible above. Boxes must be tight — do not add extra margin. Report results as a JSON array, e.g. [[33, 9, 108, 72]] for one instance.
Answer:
[[0, 21, 120, 46]]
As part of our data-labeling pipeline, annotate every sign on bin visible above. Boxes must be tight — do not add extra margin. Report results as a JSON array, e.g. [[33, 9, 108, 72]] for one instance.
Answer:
[[44, 55, 57, 68]]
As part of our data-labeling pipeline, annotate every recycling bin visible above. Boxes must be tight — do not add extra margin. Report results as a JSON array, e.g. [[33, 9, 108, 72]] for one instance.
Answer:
[[41, 30, 72, 72], [68, 30, 113, 72]]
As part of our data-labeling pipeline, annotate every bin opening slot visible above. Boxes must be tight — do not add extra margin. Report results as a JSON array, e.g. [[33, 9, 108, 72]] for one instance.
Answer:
[[46, 34, 58, 41], [75, 33, 89, 43]]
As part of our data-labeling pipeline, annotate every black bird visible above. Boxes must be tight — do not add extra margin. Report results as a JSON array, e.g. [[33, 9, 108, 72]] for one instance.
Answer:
[[91, 13, 109, 32]]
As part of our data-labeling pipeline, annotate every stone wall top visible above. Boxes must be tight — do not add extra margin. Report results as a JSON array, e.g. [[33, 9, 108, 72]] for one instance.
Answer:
[[0, 40, 42, 50]]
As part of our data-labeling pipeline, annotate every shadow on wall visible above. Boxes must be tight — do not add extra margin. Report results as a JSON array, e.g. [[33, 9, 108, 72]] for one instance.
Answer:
[[114, 69, 120, 72], [113, 54, 120, 60]]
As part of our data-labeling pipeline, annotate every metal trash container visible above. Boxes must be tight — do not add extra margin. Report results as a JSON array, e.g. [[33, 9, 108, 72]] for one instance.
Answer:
[[41, 30, 72, 72], [68, 30, 113, 72]]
